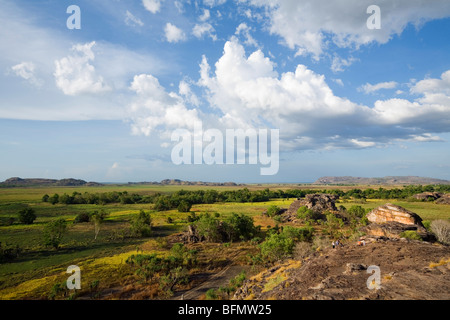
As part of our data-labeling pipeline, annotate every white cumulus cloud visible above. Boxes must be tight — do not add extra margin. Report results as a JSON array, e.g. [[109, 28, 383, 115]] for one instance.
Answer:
[[197, 39, 450, 150], [164, 23, 186, 43], [142, 0, 163, 14], [246, 0, 450, 59], [54, 41, 110, 96], [192, 23, 217, 41], [128, 74, 201, 137]]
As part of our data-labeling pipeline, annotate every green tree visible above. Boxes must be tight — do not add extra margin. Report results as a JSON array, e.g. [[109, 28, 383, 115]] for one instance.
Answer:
[[297, 206, 322, 221], [130, 210, 152, 237], [267, 205, 281, 217], [347, 205, 366, 218], [259, 232, 295, 263], [49, 194, 59, 205], [18, 207, 37, 225], [177, 200, 192, 213], [90, 210, 109, 240], [43, 218, 67, 249], [223, 213, 258, 242], [194, 213, 224, 242]]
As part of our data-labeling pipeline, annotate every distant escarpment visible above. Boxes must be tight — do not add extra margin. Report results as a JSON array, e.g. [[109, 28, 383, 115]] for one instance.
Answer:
[[127, 179, 240, 186], [314, 176, 450, 185], [0, 177, 102, 188]]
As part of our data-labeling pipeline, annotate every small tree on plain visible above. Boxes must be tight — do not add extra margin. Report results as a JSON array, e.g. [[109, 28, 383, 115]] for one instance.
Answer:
[[43, 218, 67, 249], [90, 210, 109, 240], [18, 208, 37, 225]]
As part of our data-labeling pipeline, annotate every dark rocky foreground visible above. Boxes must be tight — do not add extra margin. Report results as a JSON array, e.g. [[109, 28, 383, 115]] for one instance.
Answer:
[[234, 239, 450, 300]]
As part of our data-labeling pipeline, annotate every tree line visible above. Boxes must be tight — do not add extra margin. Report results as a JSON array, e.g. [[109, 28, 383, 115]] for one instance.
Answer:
[[42, 185, 450, 210]]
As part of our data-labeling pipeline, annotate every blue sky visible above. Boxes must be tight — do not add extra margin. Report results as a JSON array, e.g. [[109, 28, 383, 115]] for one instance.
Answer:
[[1, 0, 450, 183]]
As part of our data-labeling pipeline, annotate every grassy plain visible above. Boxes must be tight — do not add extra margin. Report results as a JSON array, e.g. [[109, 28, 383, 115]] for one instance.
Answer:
[[0, 184, 448, 299]]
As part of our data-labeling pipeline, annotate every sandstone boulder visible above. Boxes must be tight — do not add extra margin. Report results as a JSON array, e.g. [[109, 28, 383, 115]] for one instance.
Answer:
[[366, 204, 424, 226], [364, 204, 433, 240]]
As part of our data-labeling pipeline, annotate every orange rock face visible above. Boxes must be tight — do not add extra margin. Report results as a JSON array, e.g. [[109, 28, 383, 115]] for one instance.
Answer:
[[366, 204, 423, 226]]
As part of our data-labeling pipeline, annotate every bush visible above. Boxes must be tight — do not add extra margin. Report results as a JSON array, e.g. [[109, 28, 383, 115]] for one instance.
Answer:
[[223, 213, 258, 242], [422, 220, 431, 231], [400, 230, 422, 241], [431, 220, 450, 245], [267, 205, 281, 217], [297, 206, 322, 221], [347, 205, 366, 218], [259, 232, 295, 263], [130, 210, 152, 237], [194, 213, 224, 242], [74, 213, 90, 224], [43, 218, 67, 249], [187, 212, 200, 223], [281, 226, 314, 242], [90, 210, 109, 240], [205, 288, 218, 300], [18, 208, 36, 225], [177, 200, 192, 213], [0, 242, 22, 263]]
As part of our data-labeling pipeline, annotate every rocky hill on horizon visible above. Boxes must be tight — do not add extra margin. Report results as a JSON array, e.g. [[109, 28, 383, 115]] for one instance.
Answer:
[[314, 176, 450, 185], [0, 177, 102, 188]]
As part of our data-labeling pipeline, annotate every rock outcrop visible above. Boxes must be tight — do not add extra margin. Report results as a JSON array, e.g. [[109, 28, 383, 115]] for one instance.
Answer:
[[364, 204, 432, 240], [233, 239, 450, 300], [436, 193, 450, 205], [414, 192, 443, 201], [283, 194, 339, 222], [366, 204, 424, 226]]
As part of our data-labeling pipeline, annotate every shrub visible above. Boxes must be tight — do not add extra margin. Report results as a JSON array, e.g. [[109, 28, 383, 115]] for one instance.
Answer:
[[229, 271, 246, 291], [400, 230, 422, 241], [43, 218, 67, 249], [90, 210, 109, 240], [223, 213, 258, 242], [130, 210, 152, 237], [74, 213, 90, 223], [18, 208, 36, 225], [267, 205, 281, 217], [297, 206, 322, 221], [0, 242, 22, 263], [324, 212, 344, 238], [347, 205, 366, 218], [205, 288, 218, 300], [194, 213, 224, 242], [153, 196, 171, 211], [170, 243, 197, 267], [259, 232, 295, 263], [177, 200, 192, 213], [187, 212, 200, 223], [431, 220, 450, 245], [281, 226, 314, 242]]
